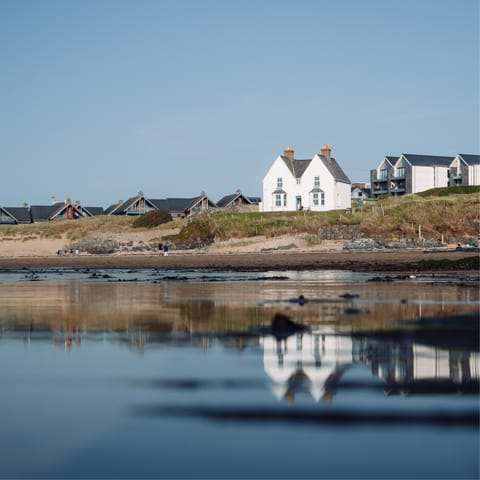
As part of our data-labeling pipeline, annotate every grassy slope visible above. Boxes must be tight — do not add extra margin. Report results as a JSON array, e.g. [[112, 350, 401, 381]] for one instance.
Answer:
[[1, 189, 479, 244]]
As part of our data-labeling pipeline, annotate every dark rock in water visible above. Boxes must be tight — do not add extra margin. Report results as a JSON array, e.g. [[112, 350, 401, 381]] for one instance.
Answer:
[[271, 313, 307, 339], [339, 293, 360, 299], [288, 295, 307, 305]]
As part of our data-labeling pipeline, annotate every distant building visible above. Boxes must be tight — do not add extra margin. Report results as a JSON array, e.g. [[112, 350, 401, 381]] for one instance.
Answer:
[[151, 192, 217, 218], [217, 189, 253, 208], [351, 183, 371, 204], [0, 206, 32, 224], [371, 153, 480, 198], [261, 144, 351, 212], [30, 198, 101, 222], [448, 154, 480, 187]]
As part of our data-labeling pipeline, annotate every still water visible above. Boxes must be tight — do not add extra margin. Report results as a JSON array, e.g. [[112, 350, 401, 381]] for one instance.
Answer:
[[0, 269, 478, 479]]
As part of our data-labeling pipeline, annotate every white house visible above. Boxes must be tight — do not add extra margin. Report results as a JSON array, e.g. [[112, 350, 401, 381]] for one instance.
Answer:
[[261, 145, 351, 212]]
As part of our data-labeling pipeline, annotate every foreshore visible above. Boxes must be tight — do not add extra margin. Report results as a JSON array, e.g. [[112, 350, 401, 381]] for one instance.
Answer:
[[0, 250, 478, 272]]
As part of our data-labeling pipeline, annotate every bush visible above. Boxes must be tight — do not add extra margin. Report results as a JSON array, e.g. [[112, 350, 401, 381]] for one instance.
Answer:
[[132, 210, 172, 228]]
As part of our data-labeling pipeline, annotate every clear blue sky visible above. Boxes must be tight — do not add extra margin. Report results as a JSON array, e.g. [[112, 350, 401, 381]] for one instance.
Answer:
[[1, 0, 478, 207]]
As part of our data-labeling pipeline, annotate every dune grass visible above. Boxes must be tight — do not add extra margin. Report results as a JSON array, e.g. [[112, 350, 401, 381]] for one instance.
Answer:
[[1, 189, 479, 245]]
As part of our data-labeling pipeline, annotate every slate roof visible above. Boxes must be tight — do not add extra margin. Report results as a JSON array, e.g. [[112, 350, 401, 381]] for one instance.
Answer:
[[150, 198, 194, 213], [30, 205, 61, 221], [217, 192, 252, 208], [111, 196, 140, 214], [82, 207, 105, 216], [106, 195, 157, 215], [281, 156, 311, 178], [0, 207, 32, 224], [151, 195, 217, 215], [319, 154, 351, 184], [281, 154, 350, 184], [401, 154, 454, 167], [104, 202, 123, 215], [458, 154, 480, 165]]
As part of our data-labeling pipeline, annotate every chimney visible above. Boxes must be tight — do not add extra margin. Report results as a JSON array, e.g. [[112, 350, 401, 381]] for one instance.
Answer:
[[284, 146, 294, 163], [321, 144, 331, 161]]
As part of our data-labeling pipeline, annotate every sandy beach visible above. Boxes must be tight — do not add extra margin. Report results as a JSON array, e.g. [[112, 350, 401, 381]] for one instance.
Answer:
[[0, 233, 477, 272]]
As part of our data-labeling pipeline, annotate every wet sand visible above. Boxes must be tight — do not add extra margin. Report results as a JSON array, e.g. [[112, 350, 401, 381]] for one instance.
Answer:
[[0, 250, 477, 272]]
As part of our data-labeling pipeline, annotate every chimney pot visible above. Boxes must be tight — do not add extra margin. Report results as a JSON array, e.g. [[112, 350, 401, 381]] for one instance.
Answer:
[[284, 146, 294, 163], [321, 144, 331, 161]]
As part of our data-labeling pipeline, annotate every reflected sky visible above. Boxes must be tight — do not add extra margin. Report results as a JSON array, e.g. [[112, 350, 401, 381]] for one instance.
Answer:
[[0, 271, 478, 479]]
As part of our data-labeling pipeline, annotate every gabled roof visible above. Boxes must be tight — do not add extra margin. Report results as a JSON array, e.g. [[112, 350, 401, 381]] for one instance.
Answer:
[[217, 191, 252, 208], [281, 153, 350, 184], [186, 194, 218, 210], [150, 194, 217, 215], [82, 207, 105, 216], [376, 156, 397, 170], [280, 156, 311, 178], [0, 207, 32, 224], [317, 154, 351, 184], [150, 198, 193, 213], [457, 154, 480, 165], [105, 201, 123, 215], [351, 186, 371, 197], [401, 154, 454, 167], [106, 194, 157, 215], [30, 205, 61, 221], [30, 202, 84, 221]]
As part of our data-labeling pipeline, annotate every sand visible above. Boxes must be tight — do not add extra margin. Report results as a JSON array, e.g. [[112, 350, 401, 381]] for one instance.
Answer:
[[0, 233, 477, 272]]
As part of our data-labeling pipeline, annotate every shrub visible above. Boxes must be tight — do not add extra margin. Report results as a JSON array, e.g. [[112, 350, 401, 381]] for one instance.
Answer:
[[132, 210, 172, 229]]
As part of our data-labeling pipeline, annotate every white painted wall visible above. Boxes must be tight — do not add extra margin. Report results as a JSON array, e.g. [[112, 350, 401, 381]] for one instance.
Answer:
[[470, 164, 480, 184], [412, 166, 438, 192]]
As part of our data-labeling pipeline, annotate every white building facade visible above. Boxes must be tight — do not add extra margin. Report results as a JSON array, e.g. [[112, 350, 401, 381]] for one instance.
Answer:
[[371, 153, 480, 198], [449, 154, 480, 187], [261, 145, 351, 212]]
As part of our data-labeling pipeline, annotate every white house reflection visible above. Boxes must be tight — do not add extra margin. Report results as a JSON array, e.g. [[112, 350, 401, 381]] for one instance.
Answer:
[[261, 330, 479, 403], [262, 330, 353, 402]]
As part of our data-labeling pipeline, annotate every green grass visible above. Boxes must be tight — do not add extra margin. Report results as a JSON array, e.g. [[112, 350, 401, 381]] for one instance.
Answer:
[[418, 186, 480, 197]]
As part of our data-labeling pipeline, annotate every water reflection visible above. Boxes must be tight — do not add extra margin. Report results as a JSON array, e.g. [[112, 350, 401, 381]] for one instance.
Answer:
[[262, 328, 478, 404], [0, 273, 478, 478]]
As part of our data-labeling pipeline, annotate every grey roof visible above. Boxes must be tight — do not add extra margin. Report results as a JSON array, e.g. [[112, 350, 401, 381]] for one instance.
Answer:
[[105, 202, 123, 215], [281, 154, 350, 184], [0, 207, 32, 224], [458, 154, 480, 165], [385, 156, 398, 164], [150, 195, 217, 214], [82, 207, 105, 216], [110, 196, 139, 214], [217, 192, 252, 208], [402, 154, 454, 167], [318, 155, 351, 184], [106, 195, 157, 215], [281, 156, 311, 178], [150, 198, 193, 213], [30, 205, 60, 221], [248, 196, 261, 204]]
